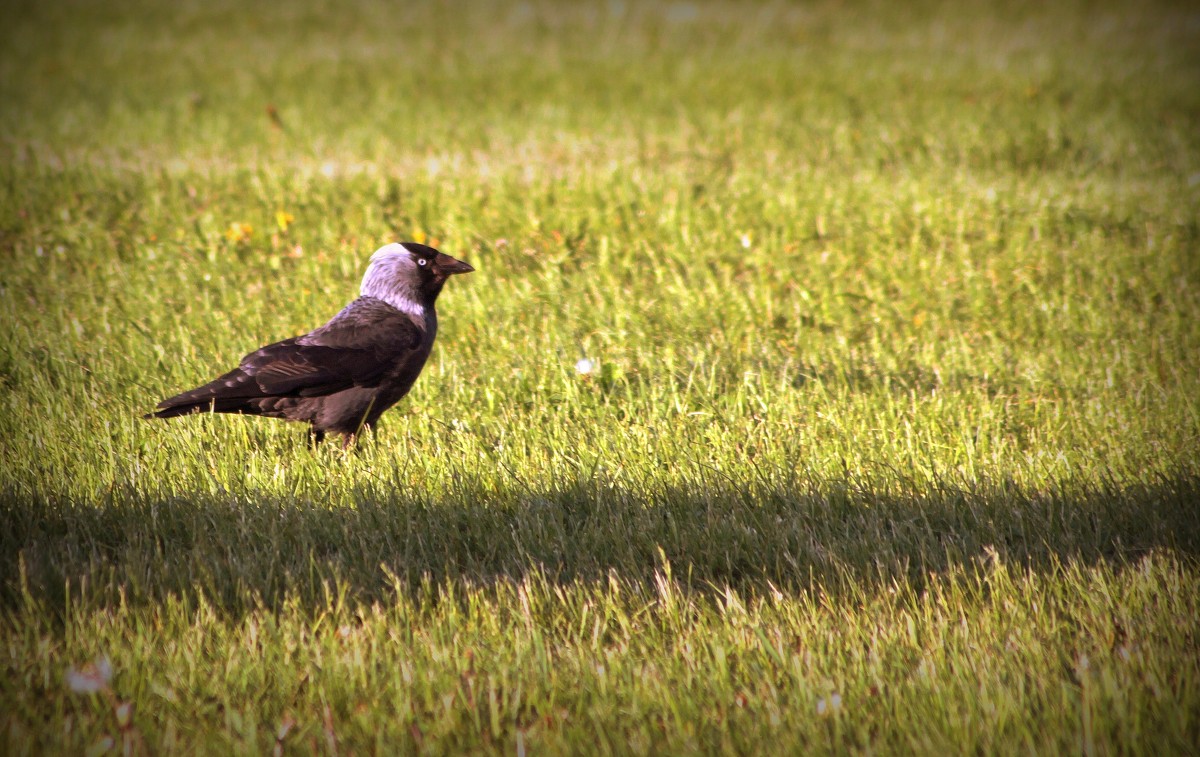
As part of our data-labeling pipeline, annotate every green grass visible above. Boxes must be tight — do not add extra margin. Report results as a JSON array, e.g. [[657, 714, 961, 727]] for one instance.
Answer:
[[2, 0, 1199, 753]]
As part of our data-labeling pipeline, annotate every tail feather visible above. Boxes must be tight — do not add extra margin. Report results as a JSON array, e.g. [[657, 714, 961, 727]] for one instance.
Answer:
[[145, 397, 256, 419], [147, 367, 263, 419]]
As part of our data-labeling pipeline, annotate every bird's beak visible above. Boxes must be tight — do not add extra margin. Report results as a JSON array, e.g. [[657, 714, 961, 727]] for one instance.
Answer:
[[434, 253, 474, 276]]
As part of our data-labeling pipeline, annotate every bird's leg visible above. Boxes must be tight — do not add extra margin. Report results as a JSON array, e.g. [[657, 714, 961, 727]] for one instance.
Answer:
[[350, 399, 376, 446], [339, 422, 378, 452], [308, 428, 326, 448]]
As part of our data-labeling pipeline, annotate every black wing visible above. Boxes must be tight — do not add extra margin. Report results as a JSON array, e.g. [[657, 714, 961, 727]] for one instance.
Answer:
[[152, 298, 423, 415]]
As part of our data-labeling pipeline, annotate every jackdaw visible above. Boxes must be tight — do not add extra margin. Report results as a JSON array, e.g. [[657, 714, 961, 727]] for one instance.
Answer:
[[148, 242, 474, 445]]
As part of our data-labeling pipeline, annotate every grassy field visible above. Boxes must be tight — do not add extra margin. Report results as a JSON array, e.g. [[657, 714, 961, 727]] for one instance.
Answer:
[[2, 0, 1199, 752]]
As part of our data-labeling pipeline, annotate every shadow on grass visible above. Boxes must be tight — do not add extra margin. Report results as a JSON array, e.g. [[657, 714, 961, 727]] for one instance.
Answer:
[[2, 469, 1197, 618]]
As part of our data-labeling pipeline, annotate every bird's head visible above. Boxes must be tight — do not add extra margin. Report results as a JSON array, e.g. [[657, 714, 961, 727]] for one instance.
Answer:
[[360, 242, 474, 314]]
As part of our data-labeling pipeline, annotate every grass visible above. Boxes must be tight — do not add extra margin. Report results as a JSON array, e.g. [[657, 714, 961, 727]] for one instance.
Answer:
[[2, 0, 1199, 753]]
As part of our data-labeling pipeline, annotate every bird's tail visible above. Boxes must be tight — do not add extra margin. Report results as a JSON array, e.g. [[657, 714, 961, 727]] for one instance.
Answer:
[[144, 395, 254, 420], [145, 369, 258, 420]]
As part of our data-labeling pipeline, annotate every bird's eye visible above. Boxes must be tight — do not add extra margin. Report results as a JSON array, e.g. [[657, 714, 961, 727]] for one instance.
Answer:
[[417, 258, 428, 266]]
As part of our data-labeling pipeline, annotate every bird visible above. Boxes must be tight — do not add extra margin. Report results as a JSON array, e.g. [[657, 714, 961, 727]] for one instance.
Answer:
[[147, 242, 474, 446]]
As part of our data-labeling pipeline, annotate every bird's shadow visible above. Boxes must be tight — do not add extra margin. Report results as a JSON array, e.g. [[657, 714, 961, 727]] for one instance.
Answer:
[[2, 469, 1197, 620]]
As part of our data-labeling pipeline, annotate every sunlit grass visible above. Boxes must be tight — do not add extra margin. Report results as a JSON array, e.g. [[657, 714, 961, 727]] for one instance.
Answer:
[[2, 0, 1198, 753]]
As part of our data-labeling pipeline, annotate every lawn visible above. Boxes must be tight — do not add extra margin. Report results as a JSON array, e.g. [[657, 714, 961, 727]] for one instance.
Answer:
[[1, 0, 1198, 753]]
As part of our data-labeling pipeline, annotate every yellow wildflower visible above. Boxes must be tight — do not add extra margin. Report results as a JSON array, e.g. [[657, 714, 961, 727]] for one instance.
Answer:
[[225, 222, 254, 243], [275, 210, 295, 233]]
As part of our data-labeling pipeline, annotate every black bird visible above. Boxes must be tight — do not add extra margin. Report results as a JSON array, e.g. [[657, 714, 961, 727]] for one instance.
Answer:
[[148, 242, 474, 446]]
